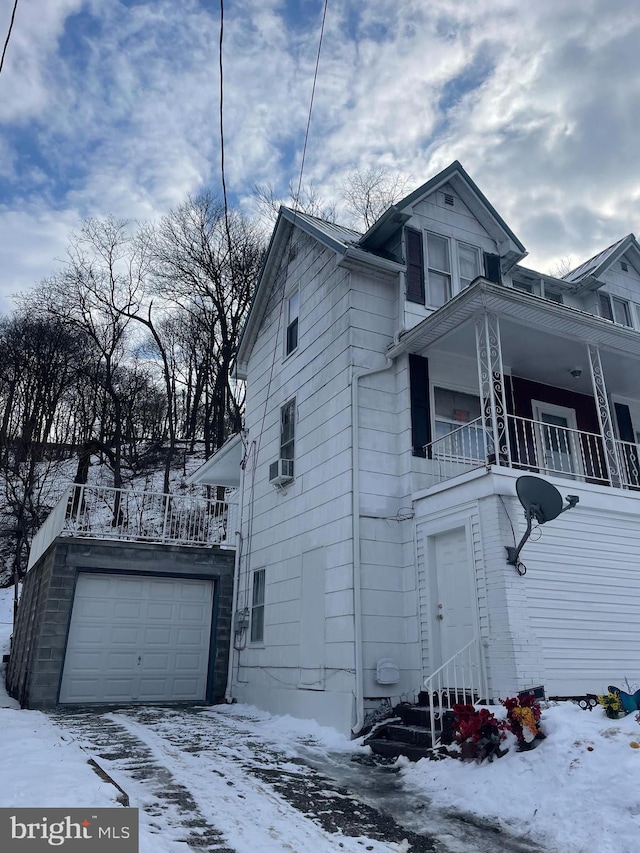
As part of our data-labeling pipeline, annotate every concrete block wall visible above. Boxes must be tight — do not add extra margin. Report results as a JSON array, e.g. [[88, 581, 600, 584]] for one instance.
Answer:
[[6, 538, 235, 710]]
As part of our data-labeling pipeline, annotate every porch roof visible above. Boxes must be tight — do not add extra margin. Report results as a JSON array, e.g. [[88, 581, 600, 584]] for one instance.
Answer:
[[387, 279, 640, 363]]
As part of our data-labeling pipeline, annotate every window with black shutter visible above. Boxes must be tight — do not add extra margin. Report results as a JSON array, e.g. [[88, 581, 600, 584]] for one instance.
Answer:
[[405, 228, 425, 304], [409, 354, 430, 457]]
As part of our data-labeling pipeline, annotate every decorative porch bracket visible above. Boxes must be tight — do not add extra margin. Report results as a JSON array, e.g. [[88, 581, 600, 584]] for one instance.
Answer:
[[475, 312, 511, 467], [587, 344, 620, 487]]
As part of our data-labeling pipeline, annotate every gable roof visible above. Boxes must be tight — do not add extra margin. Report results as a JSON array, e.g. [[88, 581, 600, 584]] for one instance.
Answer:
[[563, 233, 640, 286], [235, 206, 403, 378], [236, 162, 526, 377], [359, 160, 527, 269]]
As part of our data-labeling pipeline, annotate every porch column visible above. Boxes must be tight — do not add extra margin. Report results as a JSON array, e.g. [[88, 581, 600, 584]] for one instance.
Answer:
[[475, 312, 511, 465], [587, 344, 621, 487]]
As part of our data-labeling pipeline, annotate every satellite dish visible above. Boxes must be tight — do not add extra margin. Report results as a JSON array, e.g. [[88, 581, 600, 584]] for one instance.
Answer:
[[506, 476, 579, 568], [516, 476, 563, 524]]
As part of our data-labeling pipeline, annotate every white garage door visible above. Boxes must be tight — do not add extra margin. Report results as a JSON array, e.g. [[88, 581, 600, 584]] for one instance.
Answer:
[[59, 573, 214, 704]]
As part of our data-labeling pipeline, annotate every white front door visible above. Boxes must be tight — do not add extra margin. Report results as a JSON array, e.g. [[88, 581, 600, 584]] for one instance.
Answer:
[[432, 527, 476, 668], [59, 573, 214, 704], [532, 400, 581, 479]]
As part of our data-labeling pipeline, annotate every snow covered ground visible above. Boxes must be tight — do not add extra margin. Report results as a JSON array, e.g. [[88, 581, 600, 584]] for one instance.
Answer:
[[2, 583, 640, 852]]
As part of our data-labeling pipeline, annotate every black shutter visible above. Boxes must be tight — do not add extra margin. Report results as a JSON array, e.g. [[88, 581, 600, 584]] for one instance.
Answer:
[[483, 252, 502, 285], [615, 402, 634, 442], [405, 228, 425, 304], [409, 354, 430, 457], [614, 402, 639, 487]]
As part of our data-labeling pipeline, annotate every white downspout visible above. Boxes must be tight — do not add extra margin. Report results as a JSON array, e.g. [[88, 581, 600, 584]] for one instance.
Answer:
[[225, 457, 246, 702], [351, 356, 394, 735]]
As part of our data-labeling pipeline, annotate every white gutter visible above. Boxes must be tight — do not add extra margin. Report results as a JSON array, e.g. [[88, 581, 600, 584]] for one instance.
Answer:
[[350, 356, 394, 735]]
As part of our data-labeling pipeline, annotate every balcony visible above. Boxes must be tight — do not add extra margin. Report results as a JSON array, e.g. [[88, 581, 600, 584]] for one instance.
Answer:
[[27, 483, 238, 570], [423, 414, 640, 491]]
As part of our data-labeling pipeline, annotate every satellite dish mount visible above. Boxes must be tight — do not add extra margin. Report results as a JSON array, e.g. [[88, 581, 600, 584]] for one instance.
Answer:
[[506, 476, 579, 569]]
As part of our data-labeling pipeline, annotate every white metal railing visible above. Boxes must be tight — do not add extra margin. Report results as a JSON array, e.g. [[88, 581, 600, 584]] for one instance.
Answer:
[[508, 414, 608, 483], [423, 417, 487, 486], [615, 439, 640, 489], [27, 483, 236, 570], [423, 636, 487, 750], [424, 413, 614, 487]]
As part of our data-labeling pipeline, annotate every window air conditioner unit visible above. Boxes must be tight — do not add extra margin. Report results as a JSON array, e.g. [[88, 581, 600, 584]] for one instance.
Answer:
[[269, 458, 294, 485]]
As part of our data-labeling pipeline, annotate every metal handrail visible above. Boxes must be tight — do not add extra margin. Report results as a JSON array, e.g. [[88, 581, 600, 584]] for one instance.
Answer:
[[422, 636, 487, 750]]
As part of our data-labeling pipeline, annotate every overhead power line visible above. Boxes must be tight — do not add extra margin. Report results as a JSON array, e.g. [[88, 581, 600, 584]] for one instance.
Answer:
[[0, 0, 19, 78]]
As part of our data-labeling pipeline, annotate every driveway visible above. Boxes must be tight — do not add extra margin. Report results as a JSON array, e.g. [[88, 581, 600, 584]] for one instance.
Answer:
[[51, 705, 545, 853]]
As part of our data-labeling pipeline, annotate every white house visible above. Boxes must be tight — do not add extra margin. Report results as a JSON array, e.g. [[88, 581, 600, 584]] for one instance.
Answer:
[[192, 161, 640, 736]]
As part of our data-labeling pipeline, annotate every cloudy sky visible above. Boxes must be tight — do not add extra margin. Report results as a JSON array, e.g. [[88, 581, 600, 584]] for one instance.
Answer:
[[0, 0, 639, 312]]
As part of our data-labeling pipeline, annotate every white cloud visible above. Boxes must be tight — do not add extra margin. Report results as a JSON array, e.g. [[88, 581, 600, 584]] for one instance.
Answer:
[[1, 0, 639, 307]]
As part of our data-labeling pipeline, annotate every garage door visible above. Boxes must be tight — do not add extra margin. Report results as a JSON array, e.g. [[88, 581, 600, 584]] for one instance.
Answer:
[[59, 573, 214, 704]]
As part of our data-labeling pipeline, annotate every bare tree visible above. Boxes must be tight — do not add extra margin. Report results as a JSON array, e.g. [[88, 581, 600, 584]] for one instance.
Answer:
[[548, 257, 575, 279], [342, 166, 411, 230], [253, 180, 337, 228], [150, 193, 264, 456]]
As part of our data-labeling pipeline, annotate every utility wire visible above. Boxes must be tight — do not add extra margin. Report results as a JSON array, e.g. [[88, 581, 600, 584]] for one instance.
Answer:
[[239, 1, 330, 633], [218, 0, 232, 251], [293, 0, 328, 211], [0, 0, 19, 78]]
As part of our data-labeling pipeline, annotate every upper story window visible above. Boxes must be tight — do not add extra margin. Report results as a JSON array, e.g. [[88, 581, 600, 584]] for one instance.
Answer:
[[285, 290, 299, 355], [433, 387, 485, 459], [280, 398, 296, 460], [457, 243, 481, 290], [426, 233, 452, 307], [599, 292, 632, 326], [404, 227, 482, 308], [513, 279, 541, 296]]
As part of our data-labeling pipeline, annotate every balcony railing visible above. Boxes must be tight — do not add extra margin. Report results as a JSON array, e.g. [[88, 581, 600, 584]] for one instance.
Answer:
[[424, 413, 640, 491], [27, 484, 238, 570]]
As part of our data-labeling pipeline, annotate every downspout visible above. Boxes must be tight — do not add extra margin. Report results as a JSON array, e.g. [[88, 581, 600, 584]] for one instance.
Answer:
[[351, 356, 394, 735], [225, 453, 246, 702]]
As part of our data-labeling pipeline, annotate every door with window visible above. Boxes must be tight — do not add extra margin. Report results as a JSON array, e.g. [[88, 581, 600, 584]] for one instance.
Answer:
[[532, 400, 581, 478]]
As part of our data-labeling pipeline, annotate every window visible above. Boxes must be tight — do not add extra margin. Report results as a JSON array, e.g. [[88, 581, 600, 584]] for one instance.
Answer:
[[513, 279, 541, 296], [280, 398, 295, 461], [544, 290, 563, 304], [286, 290, 299, 355], [433, 387, 485, 459], [426, 233, 451, 307], [250, 568, 265, 643], [600, 293, 632, 326], [457, 243, 481, 289]]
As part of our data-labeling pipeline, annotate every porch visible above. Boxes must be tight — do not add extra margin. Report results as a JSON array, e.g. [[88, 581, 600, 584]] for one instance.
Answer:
[[27, 482, 238, 570], [393, 279, 640, 494]]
